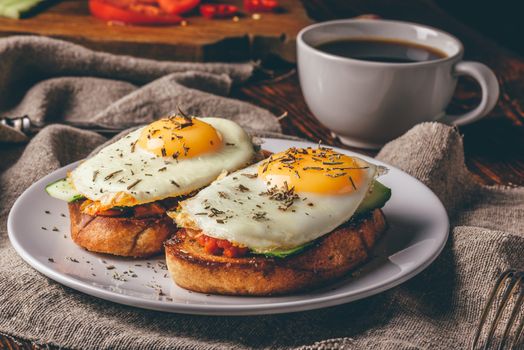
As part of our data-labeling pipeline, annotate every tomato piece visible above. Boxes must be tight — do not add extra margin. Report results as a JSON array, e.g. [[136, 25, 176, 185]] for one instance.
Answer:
[[197, 235, 207, 247], [216, 238, 232, 249], [204, 238, 221, 255], [243, 0, 279, 12], [199, 4, 238, 19], [133, 203, 165, 218], [158, 0, 200, 15], [224, 246, 249, 258], [89, 0, 182, 25], [196, 234, 249, 257]]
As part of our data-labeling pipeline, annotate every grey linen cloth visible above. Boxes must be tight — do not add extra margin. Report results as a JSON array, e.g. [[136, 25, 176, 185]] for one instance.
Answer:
[[1, 37, 523, 349], [0, 35, 281, 137]]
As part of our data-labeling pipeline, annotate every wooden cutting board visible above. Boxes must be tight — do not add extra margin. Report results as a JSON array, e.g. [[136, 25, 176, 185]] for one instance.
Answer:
[[0, 0, 313, 62]]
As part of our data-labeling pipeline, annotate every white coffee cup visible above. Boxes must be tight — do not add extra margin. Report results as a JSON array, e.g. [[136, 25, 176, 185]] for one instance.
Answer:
[[297, 19, 499, 149]]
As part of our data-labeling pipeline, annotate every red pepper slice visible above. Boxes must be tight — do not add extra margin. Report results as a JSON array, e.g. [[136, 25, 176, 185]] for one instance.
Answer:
[[199, 4, 238, 19], [157, 0, 200, 15], [89, 0, 182, 25], [243, 0, 279, 12]]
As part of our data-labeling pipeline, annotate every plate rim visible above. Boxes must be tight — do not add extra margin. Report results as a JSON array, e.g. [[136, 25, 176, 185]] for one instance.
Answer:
[[7, 138, 449, 315]]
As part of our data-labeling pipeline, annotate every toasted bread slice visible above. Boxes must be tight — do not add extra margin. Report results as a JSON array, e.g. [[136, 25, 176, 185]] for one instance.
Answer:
[[165, 208, 386, 296], [68, 201, 177, 257], [65, 150, 267, 258]]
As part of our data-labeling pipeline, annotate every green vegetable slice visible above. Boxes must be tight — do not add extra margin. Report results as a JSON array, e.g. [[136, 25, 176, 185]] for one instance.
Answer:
[[253, 242, 313, 258], [0, 0, 43, 19], [45, 178, 85, 202], [355, 180, 391, 215]]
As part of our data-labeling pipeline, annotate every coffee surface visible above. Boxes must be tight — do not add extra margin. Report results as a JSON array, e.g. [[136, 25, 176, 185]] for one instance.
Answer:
[[315, 38, 447, 63]]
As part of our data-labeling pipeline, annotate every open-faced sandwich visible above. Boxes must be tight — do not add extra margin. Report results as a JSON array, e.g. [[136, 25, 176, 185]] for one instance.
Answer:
[[46, 114, 256, 257], [166, 146, 391, 295]]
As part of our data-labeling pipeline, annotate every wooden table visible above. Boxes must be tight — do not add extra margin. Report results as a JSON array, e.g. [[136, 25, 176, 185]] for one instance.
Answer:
[[0, 0, 313, 62], [1, 0, 523, 348]]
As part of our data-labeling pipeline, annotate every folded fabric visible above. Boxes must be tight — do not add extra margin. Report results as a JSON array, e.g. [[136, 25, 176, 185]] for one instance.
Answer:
[[1, 36, 523, 350], [0, 35, 280, 135]]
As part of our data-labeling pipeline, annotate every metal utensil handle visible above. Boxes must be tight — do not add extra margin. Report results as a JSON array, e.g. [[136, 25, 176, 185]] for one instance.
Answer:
[[0, 115, 32, 133]]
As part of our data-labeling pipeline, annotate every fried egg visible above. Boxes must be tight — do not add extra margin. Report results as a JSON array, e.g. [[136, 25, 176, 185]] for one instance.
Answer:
[[70, 116, 255, 214], [172, 147, 382, 253]]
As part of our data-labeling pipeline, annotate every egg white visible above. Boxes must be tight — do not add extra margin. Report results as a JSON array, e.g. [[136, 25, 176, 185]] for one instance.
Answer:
[[70, 118, 254, 205], [175, 158, 378, 253]]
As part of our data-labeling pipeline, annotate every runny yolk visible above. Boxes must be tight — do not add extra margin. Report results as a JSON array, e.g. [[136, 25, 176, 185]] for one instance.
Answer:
[[136, 117, 222, 159], [258, 147, 368, 195]]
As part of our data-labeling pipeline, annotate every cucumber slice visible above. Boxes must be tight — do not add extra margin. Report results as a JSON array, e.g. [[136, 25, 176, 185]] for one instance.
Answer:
[[0, 0, 43, 19], [355, 180, 391, 215], [254, 242, 313, 259], [45, 178, 85, 202]]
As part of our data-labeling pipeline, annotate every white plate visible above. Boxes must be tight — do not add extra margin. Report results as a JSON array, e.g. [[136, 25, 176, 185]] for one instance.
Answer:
[[8, 138, 449, 315]]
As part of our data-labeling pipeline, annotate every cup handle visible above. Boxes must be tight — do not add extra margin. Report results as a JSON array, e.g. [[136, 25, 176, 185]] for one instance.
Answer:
[[439, 61, 499, 126]]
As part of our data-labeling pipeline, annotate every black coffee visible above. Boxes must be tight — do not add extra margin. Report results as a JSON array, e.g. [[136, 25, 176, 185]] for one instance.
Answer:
[[315, 38, 447, 63]]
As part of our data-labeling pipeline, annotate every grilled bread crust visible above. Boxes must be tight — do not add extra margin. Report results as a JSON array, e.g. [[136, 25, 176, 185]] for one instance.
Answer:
[[165, 208, 386, 296], [68, 201, 176, 257]]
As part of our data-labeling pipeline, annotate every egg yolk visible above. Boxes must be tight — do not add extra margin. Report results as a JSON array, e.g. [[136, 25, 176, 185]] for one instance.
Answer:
[[258, 147, 368, 195], [136, 117, 222, 159]]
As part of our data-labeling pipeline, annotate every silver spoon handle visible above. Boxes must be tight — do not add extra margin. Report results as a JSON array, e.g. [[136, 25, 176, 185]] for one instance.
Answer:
[[0, 115, 31, 134], [0, 115, 127, 136]]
